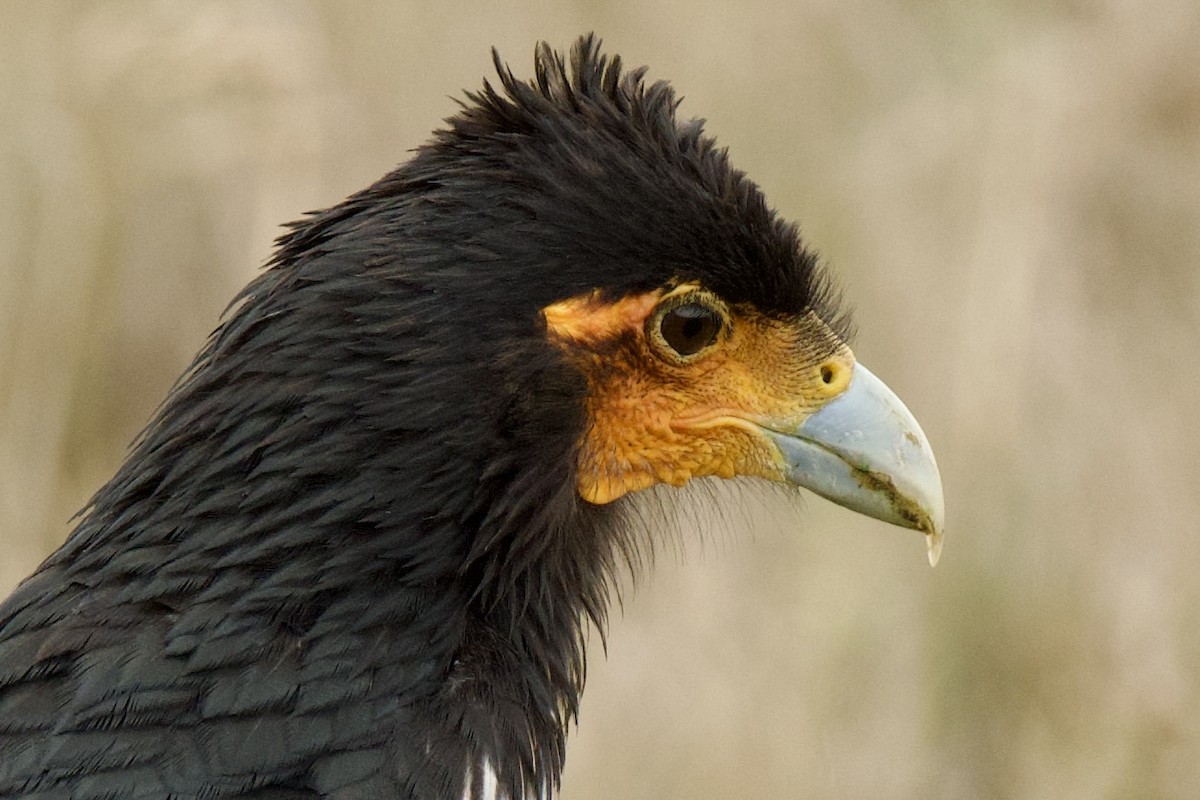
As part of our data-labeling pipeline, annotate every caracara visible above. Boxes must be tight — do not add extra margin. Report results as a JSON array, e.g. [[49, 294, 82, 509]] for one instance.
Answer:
[[0, 35, 943, 799]]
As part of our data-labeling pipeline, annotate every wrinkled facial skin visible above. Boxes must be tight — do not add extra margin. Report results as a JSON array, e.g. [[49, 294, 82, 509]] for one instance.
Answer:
[[543, 283, 854, 505]]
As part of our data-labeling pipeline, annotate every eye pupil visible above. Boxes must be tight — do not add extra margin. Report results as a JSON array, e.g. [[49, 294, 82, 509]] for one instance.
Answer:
[[660, 303, 721, 356]]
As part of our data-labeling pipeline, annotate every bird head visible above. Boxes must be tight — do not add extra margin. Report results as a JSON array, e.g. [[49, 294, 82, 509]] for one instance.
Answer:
[[347, 37, 945, 566]]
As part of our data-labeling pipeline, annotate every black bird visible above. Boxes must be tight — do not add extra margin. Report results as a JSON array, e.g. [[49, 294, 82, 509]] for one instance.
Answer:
[[0, 36, 943, 799]]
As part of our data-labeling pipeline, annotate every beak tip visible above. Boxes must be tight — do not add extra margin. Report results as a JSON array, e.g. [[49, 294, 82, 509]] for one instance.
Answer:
[[926, 527, 944, 567], [920, 472, 945, 567]]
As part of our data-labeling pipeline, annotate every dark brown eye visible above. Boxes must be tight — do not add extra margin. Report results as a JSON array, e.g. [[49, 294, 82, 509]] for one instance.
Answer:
[[659, 302, 722, 356]]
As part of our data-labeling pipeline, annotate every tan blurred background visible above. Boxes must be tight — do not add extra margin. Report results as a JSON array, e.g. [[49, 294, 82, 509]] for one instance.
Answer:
[[2, 1, 1198, 797]]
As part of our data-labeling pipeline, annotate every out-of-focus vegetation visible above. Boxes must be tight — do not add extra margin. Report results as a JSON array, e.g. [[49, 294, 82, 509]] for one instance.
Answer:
[[1, 2, 1197, 797]]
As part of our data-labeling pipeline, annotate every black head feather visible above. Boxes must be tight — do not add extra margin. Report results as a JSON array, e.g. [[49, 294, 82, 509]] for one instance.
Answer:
[[0, 35, 848, 799]]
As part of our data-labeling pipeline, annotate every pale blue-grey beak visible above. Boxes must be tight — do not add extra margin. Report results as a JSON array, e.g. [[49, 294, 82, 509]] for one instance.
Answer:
[[765, 364, 945, 565]]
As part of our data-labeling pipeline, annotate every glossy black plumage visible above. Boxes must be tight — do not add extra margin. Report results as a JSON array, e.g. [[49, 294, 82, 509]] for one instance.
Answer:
[[0, 36, 840, 798]]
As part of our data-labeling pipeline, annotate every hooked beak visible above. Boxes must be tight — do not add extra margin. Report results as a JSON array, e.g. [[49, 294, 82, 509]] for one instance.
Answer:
[[764, 364, 945, 565]]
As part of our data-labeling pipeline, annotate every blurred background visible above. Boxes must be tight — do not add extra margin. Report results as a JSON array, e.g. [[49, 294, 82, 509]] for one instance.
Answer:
[[1, 1, 1198, 797]]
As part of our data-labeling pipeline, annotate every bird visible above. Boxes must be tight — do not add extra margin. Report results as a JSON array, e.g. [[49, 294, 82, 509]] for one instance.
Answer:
[[0, 35, 943, 800]]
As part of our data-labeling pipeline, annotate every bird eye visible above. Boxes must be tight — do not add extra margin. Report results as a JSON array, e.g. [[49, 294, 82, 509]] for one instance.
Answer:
[[657, 302, 723, 358]]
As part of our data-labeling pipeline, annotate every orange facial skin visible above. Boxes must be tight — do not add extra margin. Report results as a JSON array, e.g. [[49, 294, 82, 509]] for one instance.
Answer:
[[542, 283, 855, 505]]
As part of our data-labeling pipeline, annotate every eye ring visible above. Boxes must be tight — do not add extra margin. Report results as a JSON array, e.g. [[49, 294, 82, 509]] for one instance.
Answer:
[[647, 289, 728, 363]]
